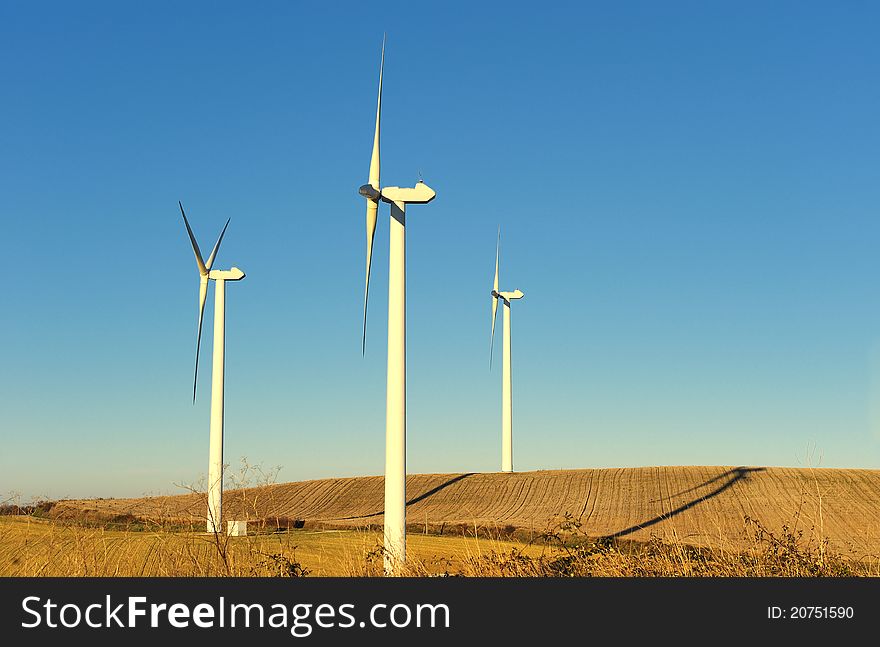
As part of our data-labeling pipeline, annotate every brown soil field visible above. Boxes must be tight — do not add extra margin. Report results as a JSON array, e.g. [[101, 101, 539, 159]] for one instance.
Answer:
[[50, 466, 880, 559]]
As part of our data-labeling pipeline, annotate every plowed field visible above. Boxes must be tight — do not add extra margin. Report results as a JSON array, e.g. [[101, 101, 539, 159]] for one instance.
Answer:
[[52, 467, 880, 557]]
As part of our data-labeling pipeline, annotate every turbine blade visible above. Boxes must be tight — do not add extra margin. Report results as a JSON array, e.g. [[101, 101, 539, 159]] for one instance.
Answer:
[[490, 295, 498, 368], [205, 218, 230, 271], [494, 226, 500, 294], [363, 200, 378, 354], [193, 277, 208, 403], [490, 227, 500, 367], [362, 36, 384, 355], [368, 34, 384, 191], [180, 201, 208, 277]]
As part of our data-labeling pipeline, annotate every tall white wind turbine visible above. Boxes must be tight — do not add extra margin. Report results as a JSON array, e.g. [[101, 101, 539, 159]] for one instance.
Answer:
[[358, 37, 437, 575], [490, 228, 524, 473], [180, 202, 246, 535]]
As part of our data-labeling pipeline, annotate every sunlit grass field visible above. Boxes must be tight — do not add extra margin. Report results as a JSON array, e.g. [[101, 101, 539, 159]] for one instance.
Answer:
[[0, 516, 546, 577], [3, 513, 877, 577]]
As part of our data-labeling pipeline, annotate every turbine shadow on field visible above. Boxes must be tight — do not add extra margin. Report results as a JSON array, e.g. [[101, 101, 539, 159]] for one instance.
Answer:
[[649, 466, 761, 503], [336, 473, 475, 521], [601, 466, 765, 540]]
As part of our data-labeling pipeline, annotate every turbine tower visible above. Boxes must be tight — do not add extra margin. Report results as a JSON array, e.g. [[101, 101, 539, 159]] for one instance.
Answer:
[[180, 202, 246, 535], [490, 228, 524, 473], [358, 37, 436, 575]]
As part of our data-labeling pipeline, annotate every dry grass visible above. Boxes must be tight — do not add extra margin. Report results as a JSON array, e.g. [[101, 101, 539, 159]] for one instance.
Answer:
[[0, 516, 546, 577], [1, 509, 876, 577]]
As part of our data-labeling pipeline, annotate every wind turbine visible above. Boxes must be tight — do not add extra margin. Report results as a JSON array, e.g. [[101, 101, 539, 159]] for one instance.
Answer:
[[180, 201, 245, 535], [490, 228, 524, 473], [358, 37, 437, 576]]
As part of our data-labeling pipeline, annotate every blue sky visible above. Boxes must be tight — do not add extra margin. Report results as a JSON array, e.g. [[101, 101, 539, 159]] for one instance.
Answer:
[[2, 1, 879, 500]]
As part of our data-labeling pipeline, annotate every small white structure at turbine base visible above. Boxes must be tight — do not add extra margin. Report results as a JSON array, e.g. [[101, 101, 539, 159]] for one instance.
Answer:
[[227, 520, 247, 537]]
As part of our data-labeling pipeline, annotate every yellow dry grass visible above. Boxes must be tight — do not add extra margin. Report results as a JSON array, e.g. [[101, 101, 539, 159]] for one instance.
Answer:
[[0, 516, 545, 577]]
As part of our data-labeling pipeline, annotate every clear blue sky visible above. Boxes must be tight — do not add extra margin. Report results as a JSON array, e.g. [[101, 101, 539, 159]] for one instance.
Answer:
[[2, 1, 879, 500]]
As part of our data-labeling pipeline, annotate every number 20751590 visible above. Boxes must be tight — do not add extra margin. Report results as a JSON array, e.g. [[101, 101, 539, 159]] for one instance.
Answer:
[[768, 606, 853, 619]]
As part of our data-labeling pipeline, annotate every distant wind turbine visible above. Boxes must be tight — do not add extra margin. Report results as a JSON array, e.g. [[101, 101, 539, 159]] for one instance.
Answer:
[[490, 228, 524, 473], [358, 36, 437, 575], [180, 202, 245, 535]]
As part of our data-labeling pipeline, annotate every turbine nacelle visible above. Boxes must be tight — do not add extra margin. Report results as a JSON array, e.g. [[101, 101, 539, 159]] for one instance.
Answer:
[[359, 181, 436, 206], [381, 181, 436, 206], [497, 289, 524, 302], [209, 267, 246, 281]]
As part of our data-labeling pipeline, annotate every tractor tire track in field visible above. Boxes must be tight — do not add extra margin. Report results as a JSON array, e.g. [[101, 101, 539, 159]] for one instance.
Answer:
[[577, 469, 595, 521], [54, 466, 880, 557]]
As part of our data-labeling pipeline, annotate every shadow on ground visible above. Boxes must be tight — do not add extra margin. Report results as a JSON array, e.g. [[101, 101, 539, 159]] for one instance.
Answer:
[[600, 466, 765, 540]]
